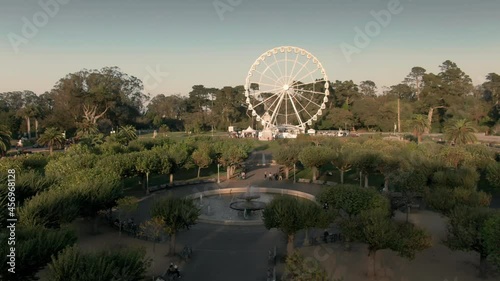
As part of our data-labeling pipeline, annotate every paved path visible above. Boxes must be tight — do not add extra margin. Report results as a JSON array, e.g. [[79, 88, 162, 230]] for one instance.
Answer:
[[131, 150, 324, 281]]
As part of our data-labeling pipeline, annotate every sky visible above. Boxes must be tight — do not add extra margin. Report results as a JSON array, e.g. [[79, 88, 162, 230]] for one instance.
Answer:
[[0, 0, 499, 97]]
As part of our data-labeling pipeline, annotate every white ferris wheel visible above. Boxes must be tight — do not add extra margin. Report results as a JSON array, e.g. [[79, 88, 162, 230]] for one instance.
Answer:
[[244, 46, 329, 132]]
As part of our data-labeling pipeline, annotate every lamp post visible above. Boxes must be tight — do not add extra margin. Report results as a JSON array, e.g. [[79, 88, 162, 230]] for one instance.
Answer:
[[217, 163, 220, 183]]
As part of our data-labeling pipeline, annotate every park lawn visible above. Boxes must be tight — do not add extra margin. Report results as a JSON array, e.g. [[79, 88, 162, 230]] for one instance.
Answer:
[[122, 162, 222, 191], [293, 162, 385, 187]]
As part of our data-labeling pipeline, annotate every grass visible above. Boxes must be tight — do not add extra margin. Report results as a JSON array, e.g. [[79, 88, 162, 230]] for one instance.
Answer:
[[122, 162, 222, 191]]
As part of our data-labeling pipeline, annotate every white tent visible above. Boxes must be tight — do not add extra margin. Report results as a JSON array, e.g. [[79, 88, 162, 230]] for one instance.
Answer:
[[243, 126, 256, 133]]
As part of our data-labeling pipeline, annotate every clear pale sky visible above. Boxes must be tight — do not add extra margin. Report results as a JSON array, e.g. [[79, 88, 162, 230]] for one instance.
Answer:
[[1, 0, 499, 96]]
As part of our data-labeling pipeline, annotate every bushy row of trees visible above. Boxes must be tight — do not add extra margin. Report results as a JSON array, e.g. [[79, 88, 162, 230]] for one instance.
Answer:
[[1, 135, 255, 280], [1, 60, 499, 143], [265, 136, 500, 279]]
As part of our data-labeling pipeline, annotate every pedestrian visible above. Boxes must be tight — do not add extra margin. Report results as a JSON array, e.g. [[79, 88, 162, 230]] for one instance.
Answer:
[[264, 172, 267, 179]]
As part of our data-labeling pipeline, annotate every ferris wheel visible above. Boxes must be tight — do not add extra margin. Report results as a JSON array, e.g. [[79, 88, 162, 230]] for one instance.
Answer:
[[244, 46, 329, 131]]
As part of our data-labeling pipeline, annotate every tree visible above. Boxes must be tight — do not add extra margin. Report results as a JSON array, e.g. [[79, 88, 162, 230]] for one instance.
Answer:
[[444, 119, 477, 145], [117, 125, 138, 145], [404, 66, 426, 101], [444, 207, 495, 278], [282, 252, 328, 281], [351, 149, 381, 187], [0, 226, 77, 281], [37, 127, 65, 155], [0, 125, 11, 157], [298, 146, 334, 181], [139, 216, 167, 268], [47, 245, 151, 281], [49, 67, 148, 130], [408, 114, 428, 143], [274, 144, 302, 179], [263, 196, 315, 256], [482, 213, 500, 267], [359, 80, 377, 97], [191, 145, 213, 178], [483, 73, 500, 105], [151, 197, 200, 255], [330, 142, 358, 184], [166, 142, 192, 184], [134, 150, 161, 194], [116, 196, 139, 238], [486, 162, 500, 189]]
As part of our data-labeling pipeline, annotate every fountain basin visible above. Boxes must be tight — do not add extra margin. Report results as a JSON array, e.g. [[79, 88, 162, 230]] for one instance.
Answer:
[[186, 187, 316, 226]]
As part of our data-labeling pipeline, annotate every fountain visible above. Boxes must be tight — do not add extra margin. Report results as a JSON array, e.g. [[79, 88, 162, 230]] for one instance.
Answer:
[[229, 186, 267, 219]]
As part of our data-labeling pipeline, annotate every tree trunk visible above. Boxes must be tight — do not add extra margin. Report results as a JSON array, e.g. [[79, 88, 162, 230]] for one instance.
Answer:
[[479, 252, 488, 278], [287, 234, 295, 256], [169, 233, 176, 255], [49, 145, 53, 155], [170, 173, 174, 185], [312, 167, 317, 181], [418, 134, 422, 144], [384, 178, 389, 192], [197, 167, 201, 178], [367, 249, 377, 278], [35, 119, 38, 138], [146, 172, 150, 194], [303, 229, 310, 246], [364, 174, 369, 188], [426, 107, 434, 134], [285, 167, 289, 179], [359, 172, 363, 187], [397, 97, 401, 133], [26, 117, 31, 139], [340, 170, 344, 184]]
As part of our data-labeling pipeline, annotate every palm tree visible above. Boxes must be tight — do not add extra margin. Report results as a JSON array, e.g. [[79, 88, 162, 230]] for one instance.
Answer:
[[0, 126, 12, 157], [118, 125, 137, 145], [37, 127, 65, 155], [409, 114, 428, 143], [445, 119, 477, 145]]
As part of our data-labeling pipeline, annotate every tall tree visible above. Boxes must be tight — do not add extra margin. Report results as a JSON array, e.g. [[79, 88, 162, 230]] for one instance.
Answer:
[[404, 66, 426, 101], [409, 114, 429, 143], [0, 125, 11, 157], [359, 80, 377, 97], [151, 197, 200, 255]]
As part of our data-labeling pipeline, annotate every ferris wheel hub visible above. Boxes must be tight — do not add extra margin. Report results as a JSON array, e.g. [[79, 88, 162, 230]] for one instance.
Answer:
[[283, 84, 290, 91]]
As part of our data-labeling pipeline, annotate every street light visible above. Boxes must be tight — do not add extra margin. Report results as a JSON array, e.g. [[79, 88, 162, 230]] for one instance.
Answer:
[[217, 163, 221, 183]]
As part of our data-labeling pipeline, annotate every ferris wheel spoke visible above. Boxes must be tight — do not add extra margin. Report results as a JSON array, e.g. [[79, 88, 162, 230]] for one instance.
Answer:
[[294, 92, 321, 108], [269, 93, 285, 125], [289, 94, 305, 126], [253, 69, 281, 85], [261, 59, 282, 82], [251, 82, 284, 90], [288, 58, 311, 86], [272, 53, 284, 80], [252, 92, 281, 109], [293, 66, 320, 87], [287, 53, 300, 85], [291, 81, 320, 89], [295, 89, 326, 96], [290, 94, 314, 120]]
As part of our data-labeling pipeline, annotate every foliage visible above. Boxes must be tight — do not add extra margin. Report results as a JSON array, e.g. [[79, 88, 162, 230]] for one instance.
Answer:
[[425, 187, 491, 215], [37, 127, 66, 155], [282, 252, 328, 281], [48, 245, 151, 281], [444, 119, 477, 145], [486, 162, 500, 189], [0, 125, 12, 156], [0, 226, 77, 281], [444, 207, 496, 277], [481, 213, 500, 266], [298, 146, 334, 180]]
